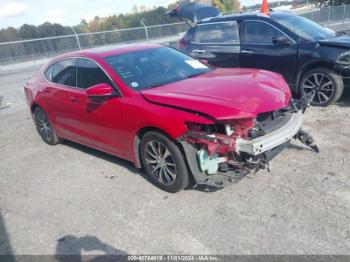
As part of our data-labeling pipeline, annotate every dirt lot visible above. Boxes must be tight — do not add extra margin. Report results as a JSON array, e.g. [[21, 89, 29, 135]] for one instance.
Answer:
[[0, 68, 350, 256]]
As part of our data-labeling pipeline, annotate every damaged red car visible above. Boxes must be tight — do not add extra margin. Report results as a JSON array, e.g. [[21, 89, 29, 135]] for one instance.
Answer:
[[24, 44, 318, 192]]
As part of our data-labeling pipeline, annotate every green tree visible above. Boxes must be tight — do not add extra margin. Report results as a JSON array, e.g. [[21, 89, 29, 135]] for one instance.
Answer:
[[18, 24, 38, 39], [0, 27, 18, 42], [0, 2, 182, 42]]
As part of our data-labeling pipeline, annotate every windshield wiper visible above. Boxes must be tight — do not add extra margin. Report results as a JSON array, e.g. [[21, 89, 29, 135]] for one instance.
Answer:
[[187, 73, 204, 79], [142, 84, 162, 90], [336, 31, 346, 36]]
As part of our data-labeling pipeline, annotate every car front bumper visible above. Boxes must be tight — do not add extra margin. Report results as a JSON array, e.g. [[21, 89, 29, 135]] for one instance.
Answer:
[[235, 111, 303, 156]]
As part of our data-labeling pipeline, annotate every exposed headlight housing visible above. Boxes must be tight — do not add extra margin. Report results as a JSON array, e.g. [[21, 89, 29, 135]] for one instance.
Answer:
[[185, 122, 216, 134], [186, 118, 254, 138], [225, 124, 235, 136]]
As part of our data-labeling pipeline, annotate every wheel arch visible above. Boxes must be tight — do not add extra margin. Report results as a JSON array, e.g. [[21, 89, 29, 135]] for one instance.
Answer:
[[30, 103, 40, 113], [296, 60, 338, 93], [133, 125, 196, 188], [133, 126, 176, 169]]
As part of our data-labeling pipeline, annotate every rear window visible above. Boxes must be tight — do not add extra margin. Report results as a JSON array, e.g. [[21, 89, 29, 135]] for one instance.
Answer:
[[52, 59, 76, 87], [194, 22, 240, 44], [44, 66, 53, 81]]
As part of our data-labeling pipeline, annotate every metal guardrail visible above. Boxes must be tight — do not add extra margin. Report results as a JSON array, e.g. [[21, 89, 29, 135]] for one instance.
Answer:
[[0, 5, 349, 66]]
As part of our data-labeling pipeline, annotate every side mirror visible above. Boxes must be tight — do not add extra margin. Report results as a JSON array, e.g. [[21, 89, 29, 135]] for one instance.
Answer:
[[86, 83, 114, 100], [272, 36, 292, 45]]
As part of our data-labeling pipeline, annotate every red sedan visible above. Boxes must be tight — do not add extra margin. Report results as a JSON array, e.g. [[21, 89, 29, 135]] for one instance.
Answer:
[[24, 44, 318, 192]]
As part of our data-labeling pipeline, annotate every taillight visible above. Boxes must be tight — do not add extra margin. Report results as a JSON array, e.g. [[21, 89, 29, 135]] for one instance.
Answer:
[[179, 38, 187, 50]]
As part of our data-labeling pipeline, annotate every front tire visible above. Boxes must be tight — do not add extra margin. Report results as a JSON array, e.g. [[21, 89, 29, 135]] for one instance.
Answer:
[[33, 107, 60, 145], [299, 68, 344, 106], [140, 131, 189, 193]]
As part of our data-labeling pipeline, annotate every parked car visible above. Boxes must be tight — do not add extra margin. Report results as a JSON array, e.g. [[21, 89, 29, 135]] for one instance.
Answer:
[[24, 44, 317, 192], [169, 3, 350, 106]]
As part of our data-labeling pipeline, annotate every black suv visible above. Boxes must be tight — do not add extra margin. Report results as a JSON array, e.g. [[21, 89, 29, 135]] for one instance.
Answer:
[[169, 3, 350, 106]]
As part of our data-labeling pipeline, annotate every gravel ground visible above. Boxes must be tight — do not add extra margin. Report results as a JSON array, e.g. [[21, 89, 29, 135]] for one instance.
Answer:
[[0, 69, 350, 256]]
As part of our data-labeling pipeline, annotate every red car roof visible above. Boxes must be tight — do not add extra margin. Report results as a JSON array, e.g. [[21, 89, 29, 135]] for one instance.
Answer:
[[57, 43, 162, 60]]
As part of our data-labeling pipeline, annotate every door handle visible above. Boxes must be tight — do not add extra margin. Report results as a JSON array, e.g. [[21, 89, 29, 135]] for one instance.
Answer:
[[241, 50, 254, 54], [69, 96, 80, 103], [192, 49, 206, 54]]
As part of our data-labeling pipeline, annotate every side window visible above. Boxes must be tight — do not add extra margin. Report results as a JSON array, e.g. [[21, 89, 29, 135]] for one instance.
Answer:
[[52, 59, 76, 87], [44, 65, 53, 81], [194, 22, 240, 44], [244, 21, 285, 44], [77, 59, 113, 89]]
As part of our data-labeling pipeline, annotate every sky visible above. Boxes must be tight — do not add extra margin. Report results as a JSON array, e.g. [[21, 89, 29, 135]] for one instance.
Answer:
[[0, 0, 265, 29]]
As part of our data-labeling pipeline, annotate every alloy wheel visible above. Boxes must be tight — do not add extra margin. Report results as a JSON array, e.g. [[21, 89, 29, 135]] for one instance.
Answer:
[[144, 140, 177, 185], [35, 108, 53, 143], [301, 73, 334, 106]]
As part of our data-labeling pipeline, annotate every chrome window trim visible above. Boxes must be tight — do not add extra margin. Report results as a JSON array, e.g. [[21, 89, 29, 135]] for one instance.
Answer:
[[42, 56, 122, 96], [191, 21, 240, 45], [243, 19, 296, 45]]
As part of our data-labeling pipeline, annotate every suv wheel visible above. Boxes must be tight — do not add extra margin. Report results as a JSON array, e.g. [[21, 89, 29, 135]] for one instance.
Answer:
[[299, 68, 344, 106], [140, 131, 189, 193], [33, 107, 60, 145]]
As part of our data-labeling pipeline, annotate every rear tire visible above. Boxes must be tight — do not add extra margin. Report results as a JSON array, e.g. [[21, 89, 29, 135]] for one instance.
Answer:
[[33, 107, 60, 145], [299, 68, 344, 106], [140, 131, 189, 193]]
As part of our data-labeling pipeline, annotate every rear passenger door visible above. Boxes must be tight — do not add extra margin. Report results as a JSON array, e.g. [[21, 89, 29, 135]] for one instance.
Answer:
[[240, 20, 298, 85], [42, 58, 78, 136], [188, 21, 241, 67]]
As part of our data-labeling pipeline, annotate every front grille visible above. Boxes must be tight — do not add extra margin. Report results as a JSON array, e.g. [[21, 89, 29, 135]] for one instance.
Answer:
[[253, 110, 293, 137]]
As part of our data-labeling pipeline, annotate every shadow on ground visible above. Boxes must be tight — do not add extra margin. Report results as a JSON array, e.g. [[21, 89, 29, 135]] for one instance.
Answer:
[[61, 140, 147, 179], [0, 96, 3, 110], [55, 235, 129, 262], [0, 209, 14, 261], [61, 140, 225, 193], [335, 88, 350, 107]]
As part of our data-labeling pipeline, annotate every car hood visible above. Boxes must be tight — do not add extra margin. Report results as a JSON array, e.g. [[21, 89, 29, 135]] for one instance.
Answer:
[[141, 68, 291, 120], [319, 35, 350, 48]]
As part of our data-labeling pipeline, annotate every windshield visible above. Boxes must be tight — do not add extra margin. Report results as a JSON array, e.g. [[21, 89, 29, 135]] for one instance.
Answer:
[[273, 15, 335, 40], [104, 47, 211, 90]]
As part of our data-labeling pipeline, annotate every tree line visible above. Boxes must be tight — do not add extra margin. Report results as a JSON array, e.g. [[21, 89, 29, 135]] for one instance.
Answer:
[[0, 5, 181, 43], [0, 0, 247, 43], [2, 0, 345, 43]]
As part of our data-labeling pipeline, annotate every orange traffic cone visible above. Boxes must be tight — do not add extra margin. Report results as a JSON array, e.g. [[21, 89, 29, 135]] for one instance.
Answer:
[[260, 0, 269, 14]]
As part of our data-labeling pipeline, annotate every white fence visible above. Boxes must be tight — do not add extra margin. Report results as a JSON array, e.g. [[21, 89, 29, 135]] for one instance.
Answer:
[[0, 22, 188, 65], [0, 5, 349, 66]]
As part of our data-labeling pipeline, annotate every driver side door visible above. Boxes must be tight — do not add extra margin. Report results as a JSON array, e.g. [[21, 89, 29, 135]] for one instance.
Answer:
[[68, 58, 128, 158], [240, 20, 298, 86]]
